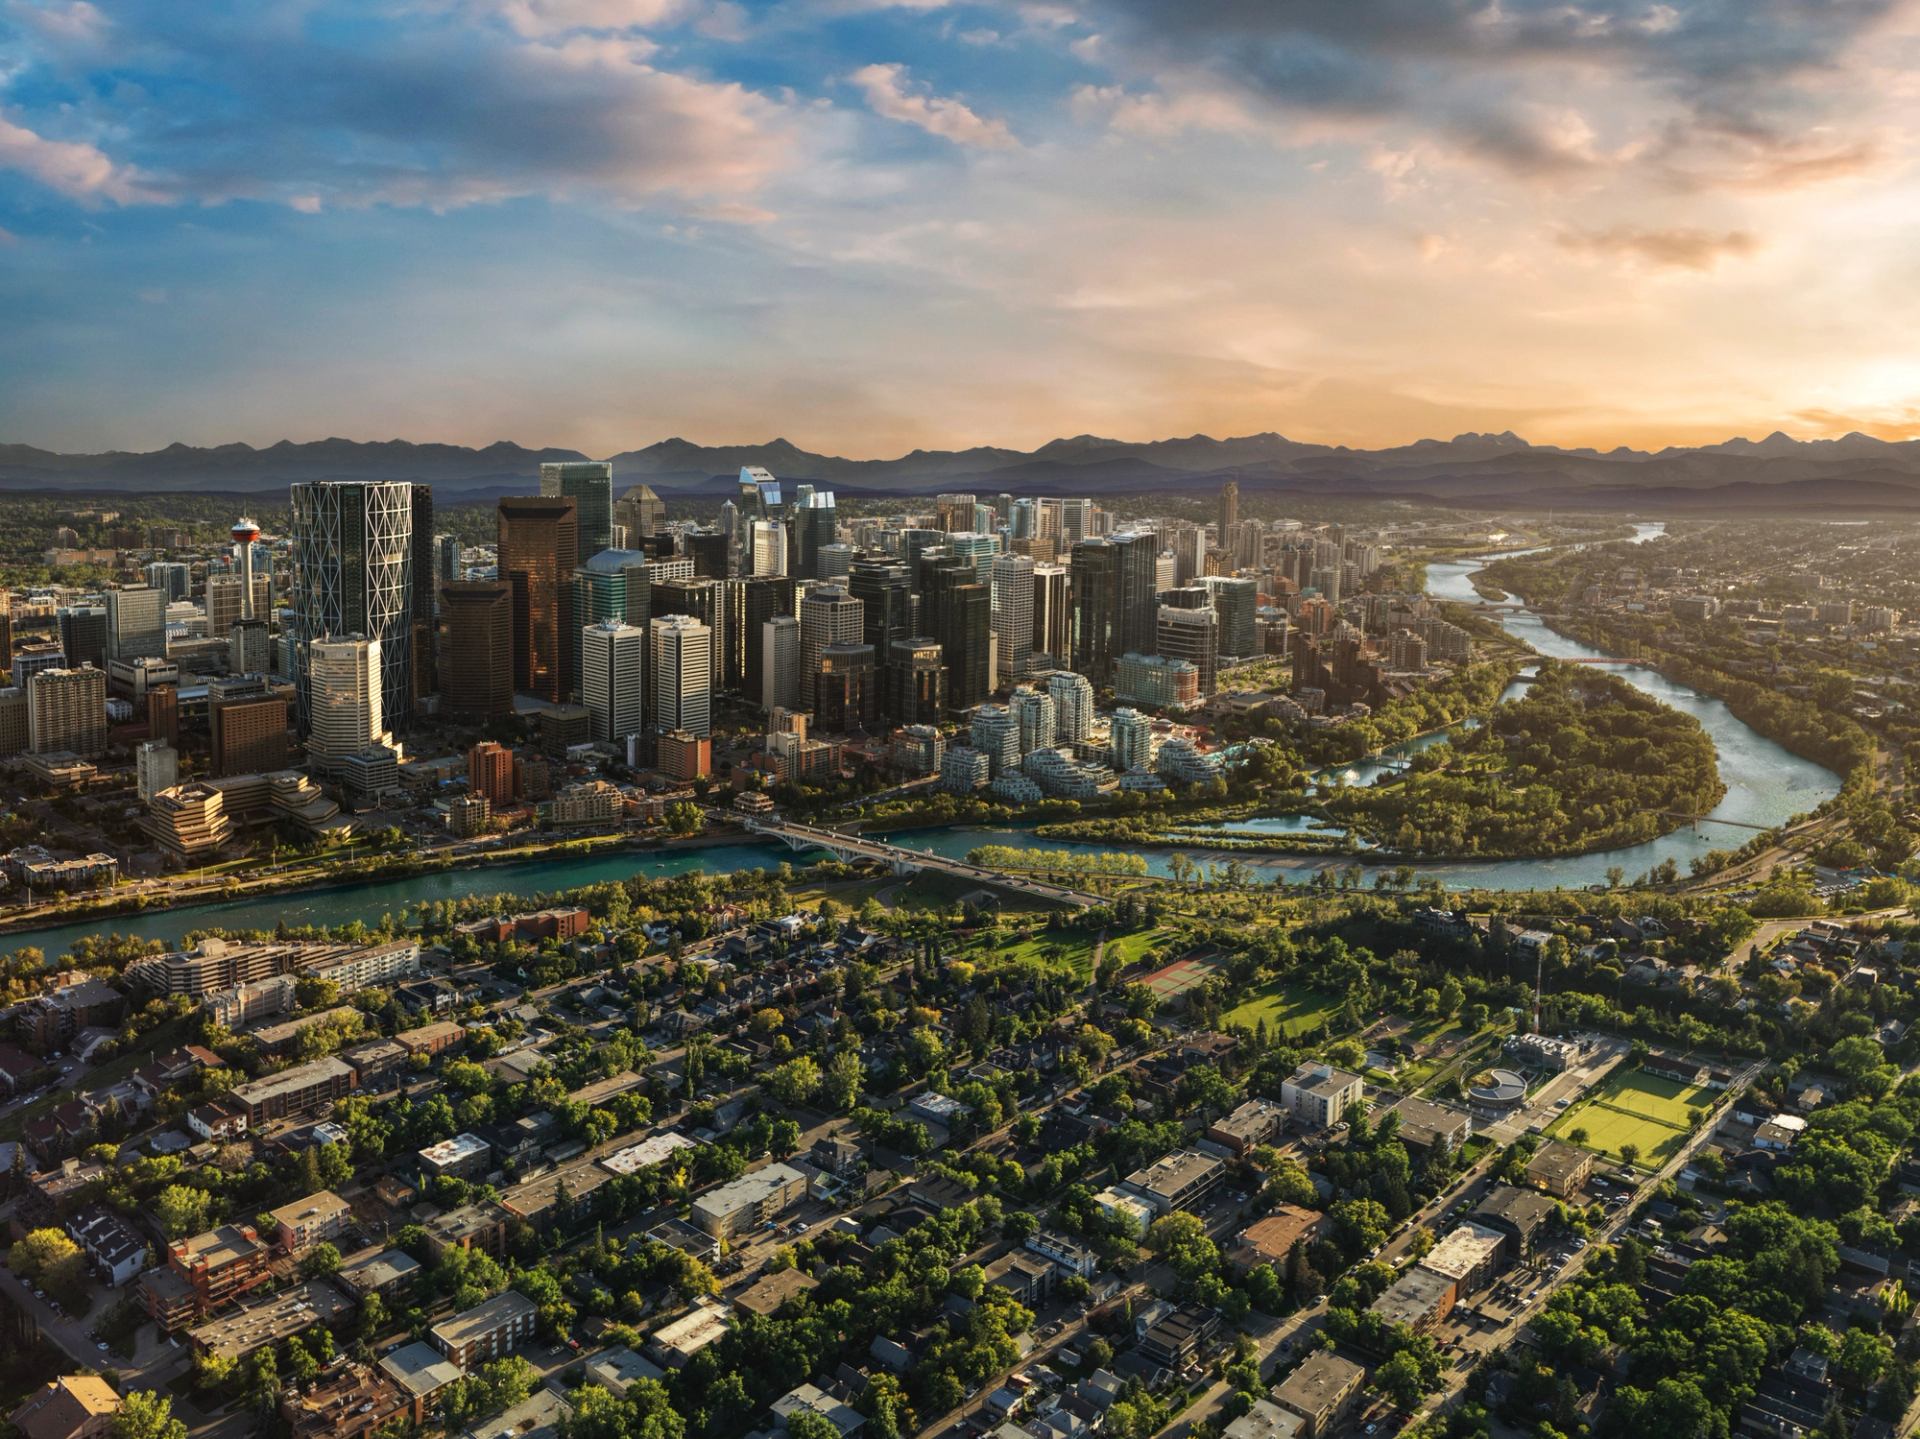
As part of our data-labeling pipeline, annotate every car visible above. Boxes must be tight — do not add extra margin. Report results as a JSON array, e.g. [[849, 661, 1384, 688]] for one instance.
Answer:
[[568, 1338, 581, 1351], [1554, 1098, 1570, 1108], [96, 1342, 107, 1352]]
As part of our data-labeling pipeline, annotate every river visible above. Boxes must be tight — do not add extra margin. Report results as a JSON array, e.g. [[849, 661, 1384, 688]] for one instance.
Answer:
[[0, 522, 1843, 958]]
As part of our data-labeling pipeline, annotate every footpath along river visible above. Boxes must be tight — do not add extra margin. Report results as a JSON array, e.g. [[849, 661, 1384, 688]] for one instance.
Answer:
[[0, 523, 1842, 959]]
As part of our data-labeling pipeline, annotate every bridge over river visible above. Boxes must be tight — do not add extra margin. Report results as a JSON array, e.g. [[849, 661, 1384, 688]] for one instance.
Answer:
[[734, 814, 1106, 909]]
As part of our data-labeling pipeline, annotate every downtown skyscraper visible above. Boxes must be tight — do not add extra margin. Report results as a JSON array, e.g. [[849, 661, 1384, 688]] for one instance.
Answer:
[[540, 461, 614, 561], [497, 495, 579, 703], [290, 479, 414, 736]]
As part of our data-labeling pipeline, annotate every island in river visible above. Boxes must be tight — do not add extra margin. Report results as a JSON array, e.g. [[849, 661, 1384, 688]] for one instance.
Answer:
[[1322, 662, 1725, 858]]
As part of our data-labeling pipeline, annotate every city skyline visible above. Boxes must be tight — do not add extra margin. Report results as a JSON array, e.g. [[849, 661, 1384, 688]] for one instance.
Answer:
[[3, 1, 1918, 456]]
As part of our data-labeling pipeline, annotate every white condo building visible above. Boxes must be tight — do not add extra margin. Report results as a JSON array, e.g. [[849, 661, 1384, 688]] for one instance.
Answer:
[[651, 615, 712, 739], [581, 620, 646, 744]]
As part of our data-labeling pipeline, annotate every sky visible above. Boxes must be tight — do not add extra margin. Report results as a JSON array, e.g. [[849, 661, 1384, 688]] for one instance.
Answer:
[[3, 0, 1919, 458]]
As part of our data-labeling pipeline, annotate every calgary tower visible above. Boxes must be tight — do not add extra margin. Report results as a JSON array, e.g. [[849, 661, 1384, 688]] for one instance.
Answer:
[[232, 516, 261, 620]]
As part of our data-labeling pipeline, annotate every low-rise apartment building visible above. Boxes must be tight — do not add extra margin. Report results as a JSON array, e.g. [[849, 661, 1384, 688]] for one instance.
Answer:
[[690, 1162, 807, 1239], [431, 1290, 537, 1367]]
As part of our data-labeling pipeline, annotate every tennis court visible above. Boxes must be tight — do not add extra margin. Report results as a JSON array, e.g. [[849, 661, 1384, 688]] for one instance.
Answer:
[[1139, 954, 1222, 1002]]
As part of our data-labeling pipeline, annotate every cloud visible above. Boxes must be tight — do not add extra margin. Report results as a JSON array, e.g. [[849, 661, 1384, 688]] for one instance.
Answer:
[[1556, 225, 1760, 270], [1076, 0, 1904, 189], [4, 0, 108, 50], [476, 0, 696, 37], [850, 62, 1017, 149], [5, 8, 808, 214], [0, 114, 160, 204]]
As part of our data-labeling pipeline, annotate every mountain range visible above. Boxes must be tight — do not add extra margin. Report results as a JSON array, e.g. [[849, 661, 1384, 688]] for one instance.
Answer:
[[7, 429, 1920, 510]]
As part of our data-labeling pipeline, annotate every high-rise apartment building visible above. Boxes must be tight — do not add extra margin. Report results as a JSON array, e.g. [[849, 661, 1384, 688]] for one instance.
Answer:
[[468, 741, 514, 809], [146, 562, 192, 602], [614, 484, 666, 547], [1175, 527, 1207, 585], [651, 616, 712, 739], [1112, 531, 1160, 661], [727, 576, 789, 704], [1110, 708, 1153, 772], [787, 492, 837, 581], [438, 581, 514, 722], [935, 493, 977, 533], [1032, 564, 1070, 666], [438, 535, 464, 585], [1218, 480, 1239, 538], [206, 575, 272, 639], [1156, 602, 1220, 696], [136, 738, 179, 801], [887, 637, 945, 724], [761, 615, 800, 713], [305, 637, 389, 761], [1197, 576, 1260, 659], [990, 553, 1034, 684], [496, 496, 578, 703], [209, 692, 289, 776], [918, 552, 991, 711], [582, 620, 647, 745], [1069, 538, 1118, 682], [539, 461, 613, 561], [650, 579, 728, 695], [107, 586, 167, 660], [798, 584, 863, 708], [815, 643, 876, 733], [27, 665, 106, 756], [573, 549, 652, 694], [57, 606, 107, 669], [410, 485, 436, 708], [1010, 686, 1055, 757], [749, 521, 788, 578], [1044, 671, 1094, 746], [969, 704, 1019, 777], [229, 619, 272, 675], [290, 480, 413, 736]]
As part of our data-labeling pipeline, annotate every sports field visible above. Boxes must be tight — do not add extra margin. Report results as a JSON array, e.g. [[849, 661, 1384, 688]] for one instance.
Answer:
[[1223, 978, 1345, 1037], [1547, 1066, 1713, 1168], [1140, 954, 1224, 1003]]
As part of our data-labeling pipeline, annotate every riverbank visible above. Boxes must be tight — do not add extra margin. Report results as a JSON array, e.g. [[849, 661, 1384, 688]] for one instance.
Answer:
[[0, 828, 768, 946]]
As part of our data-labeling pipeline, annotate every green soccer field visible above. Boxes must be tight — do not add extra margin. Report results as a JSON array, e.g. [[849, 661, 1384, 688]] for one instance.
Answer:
[[1224, 980, 1345, 1037], [1546, 1066, 1712, 1167]]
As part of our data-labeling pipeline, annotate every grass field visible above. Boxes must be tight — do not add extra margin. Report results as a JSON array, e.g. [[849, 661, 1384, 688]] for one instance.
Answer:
[[1547, 1066, 1714, 1168], [1224, 979, 1345, 1037], [970, 925, 1171, 980]]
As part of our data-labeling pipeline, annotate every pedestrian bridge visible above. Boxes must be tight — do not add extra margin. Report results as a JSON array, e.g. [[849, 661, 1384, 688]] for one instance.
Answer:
[[735, 814, 1106, 909]]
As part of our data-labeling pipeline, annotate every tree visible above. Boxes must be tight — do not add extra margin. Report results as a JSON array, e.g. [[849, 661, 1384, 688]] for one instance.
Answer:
[[1619, 1142, 1641, 1169], [1330, 1198, 1391, 1258], [300, 1241, 342, 1278], [787, 1410, 842, 1439], [767, 1056, 822, 1108], [155, 1185, 212, 1240], [820, 1050, 863, 1112], [1375, 1351, 1428, 1409], [10, 1227, 86, 1304], [109, 1392, 188, 1439], [1833, 1329, 1893, 1393]]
